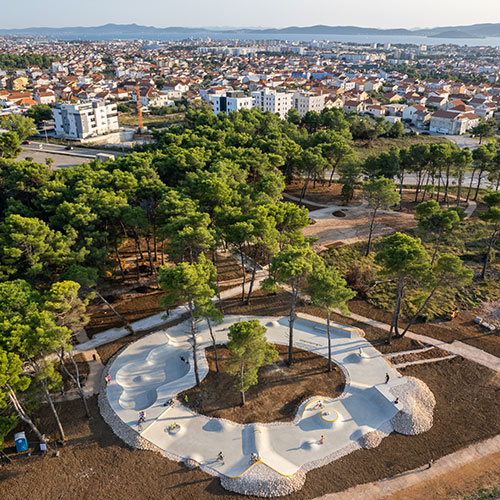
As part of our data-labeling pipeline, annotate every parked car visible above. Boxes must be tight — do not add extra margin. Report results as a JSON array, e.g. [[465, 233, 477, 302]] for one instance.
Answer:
[[65, 145, 74, 150], [21, 140, 31, 145]]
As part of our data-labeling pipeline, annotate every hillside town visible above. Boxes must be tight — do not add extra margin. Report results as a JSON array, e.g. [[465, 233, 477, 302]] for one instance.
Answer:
[[1, 37, 500, 141]]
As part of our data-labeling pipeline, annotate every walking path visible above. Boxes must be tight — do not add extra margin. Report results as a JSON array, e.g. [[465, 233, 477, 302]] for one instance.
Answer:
[[53, 329, 104, 402], [341, 310, 500, 372], [313, 434, 500, 500], [73, 273, 265, 353]]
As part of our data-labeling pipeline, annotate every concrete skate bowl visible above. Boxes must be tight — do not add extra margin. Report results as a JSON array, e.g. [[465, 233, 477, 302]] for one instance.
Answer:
[[116, 344, 190, 411]]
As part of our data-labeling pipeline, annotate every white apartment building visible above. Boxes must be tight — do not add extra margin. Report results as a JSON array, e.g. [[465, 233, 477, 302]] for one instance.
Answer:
[[209, 91, 253, 116], [293, 91, 326, 116], [53, 100, 119, 139], [251, 89, 293, 119]]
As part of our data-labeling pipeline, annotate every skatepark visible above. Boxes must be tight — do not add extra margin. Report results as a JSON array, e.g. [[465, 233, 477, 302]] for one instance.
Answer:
[[101, 314, 435, 496]]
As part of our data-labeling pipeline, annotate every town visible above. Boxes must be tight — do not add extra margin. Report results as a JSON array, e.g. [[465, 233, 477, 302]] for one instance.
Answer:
[[1, 15, 500, 500], [1, 37, 500, 143]]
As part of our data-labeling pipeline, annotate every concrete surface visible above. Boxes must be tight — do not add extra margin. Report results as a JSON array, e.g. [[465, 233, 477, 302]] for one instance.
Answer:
[[105, 313, 410, 478]]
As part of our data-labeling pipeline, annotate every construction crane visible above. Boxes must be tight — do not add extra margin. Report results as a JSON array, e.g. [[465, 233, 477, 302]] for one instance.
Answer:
[[135, 80, 144, 131]]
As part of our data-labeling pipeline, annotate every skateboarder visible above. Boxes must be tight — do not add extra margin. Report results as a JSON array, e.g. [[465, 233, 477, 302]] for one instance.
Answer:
[[320, 435, 325, 445]]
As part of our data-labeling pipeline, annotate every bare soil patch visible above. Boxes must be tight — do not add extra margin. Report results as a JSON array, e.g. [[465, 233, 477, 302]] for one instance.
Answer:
[[180, 344, 345, 424], [85, 250, 241, 338], [86, 289, 166, 338], [284, 180, 362, 206], [389, 347, 451, 365], [399, 190, 468, 214], [60, 353, 90, 392]]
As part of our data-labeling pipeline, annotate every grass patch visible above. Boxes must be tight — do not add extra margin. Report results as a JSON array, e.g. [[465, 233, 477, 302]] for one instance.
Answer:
[[118, 112, 184, 128], [464, 486, 500, 500]]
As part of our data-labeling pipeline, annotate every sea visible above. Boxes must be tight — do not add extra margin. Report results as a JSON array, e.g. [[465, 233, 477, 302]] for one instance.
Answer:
[[68, 32, 500, 47]]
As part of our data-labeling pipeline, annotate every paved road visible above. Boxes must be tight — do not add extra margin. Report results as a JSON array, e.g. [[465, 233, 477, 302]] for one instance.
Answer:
[[19, 142, 125, 169], [18, 148, 92, 168], [24, 141, 125, 158]]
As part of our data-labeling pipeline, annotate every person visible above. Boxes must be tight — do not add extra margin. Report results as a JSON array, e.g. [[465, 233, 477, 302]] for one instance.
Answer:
[[314, 401, 324, 409], [320, 435, 325, 445], [139, 411, 146, 423], [165, 309, 170, 317], [427, 458, 433, 469], [250, 453, 259, 463], [385, 373, 390, 384], [358, 348, 362, 356], [184, 395, 188, 403], [218, 451, 224, 462], [105, 374, 111, 385], [394, 398, 399, 404], [180, 356, 188, 364], [92, 353, 97, 361], [164, 398, 175, 407]]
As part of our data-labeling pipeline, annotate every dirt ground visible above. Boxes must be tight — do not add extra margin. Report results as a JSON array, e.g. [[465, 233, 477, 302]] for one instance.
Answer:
[[61, 353, 90, 392], [283, 182, 417, 250], [85, 250, 242, 337], [383, 452, 500, 500], [181, 344, 345, 424], [2, 357, 499, 500], [285, 180, 363, 206], [399, 189, 471, 214], [303, 208, 416, 250], [389, 347, 450, 365], [348, 298, 500, 358]]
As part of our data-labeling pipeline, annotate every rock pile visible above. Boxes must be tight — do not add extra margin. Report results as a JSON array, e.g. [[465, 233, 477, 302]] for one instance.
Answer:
[[220, 463, 306, 497], [358, 430, 384, 449], [391, 377, 435, 436]]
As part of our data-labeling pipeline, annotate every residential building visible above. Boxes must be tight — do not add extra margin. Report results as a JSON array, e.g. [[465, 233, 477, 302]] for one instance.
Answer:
[[34, 90, 56, 105], [429, 109, 480, 135], [251, 89, 293, 119], [210, 91, 253, 116], [8, 76, 28, 91], [344, 99, 365, 114], [53, 100, 119, 139], [293, 91, 326, 116]]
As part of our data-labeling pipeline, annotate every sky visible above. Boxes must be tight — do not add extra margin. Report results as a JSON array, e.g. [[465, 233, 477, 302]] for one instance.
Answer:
[[1, 0, 500, 29]]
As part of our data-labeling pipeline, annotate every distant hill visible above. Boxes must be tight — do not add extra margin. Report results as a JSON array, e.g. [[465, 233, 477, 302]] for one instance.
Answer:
[[0, 22, 500, 39], [428, 30, 484, 39]]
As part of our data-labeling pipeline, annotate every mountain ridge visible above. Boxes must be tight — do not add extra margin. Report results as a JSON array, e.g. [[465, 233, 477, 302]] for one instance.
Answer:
[[1, 22, 500, 39]]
